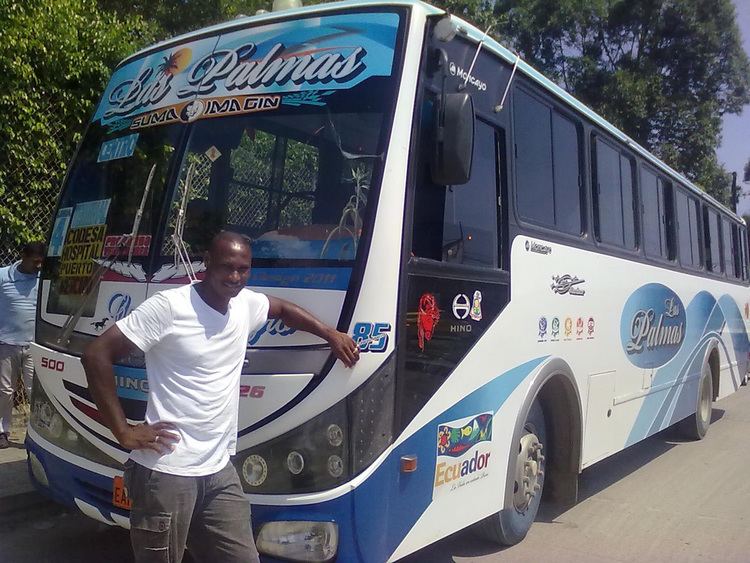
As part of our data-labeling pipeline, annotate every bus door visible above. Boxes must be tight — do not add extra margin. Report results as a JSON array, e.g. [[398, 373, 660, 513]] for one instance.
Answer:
[[402, 113, 509, 425], [398, 25, 515, 430]]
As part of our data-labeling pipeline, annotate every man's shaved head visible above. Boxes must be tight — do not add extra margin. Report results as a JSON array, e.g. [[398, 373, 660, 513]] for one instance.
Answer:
[[208, 231, 252, 256]]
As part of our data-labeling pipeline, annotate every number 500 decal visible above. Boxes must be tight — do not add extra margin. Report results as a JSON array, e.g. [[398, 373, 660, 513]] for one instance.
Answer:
[[352, 322, 391, 352]]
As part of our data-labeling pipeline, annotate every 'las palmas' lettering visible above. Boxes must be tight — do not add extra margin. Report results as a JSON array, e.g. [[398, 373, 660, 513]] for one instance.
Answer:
[[177, 43, 367, 97], [626, 308, 684, 353]]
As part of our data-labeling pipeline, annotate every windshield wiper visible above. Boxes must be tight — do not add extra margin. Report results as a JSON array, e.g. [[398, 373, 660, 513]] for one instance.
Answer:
[[170, 163, 198, 283], [325, 111, 383, 161], [57, 164, 156, 346], [321, 165, 370, 259]]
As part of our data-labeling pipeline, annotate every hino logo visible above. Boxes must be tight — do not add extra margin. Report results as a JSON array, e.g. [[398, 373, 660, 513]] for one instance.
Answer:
[[448, 61, 487, 91]]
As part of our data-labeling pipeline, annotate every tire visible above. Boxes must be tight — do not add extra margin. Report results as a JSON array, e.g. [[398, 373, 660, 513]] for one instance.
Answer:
[[475, 400, 547, 546], [678, 361, 713, 440]]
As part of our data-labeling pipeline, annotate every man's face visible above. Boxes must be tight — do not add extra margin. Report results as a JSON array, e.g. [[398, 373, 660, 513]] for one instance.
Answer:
[[204, 239, 251, 300], [21, 253, 44, 274]]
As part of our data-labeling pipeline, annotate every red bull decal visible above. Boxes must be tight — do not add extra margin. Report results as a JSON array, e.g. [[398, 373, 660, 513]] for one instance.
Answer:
[[417, 293, 440, 352]]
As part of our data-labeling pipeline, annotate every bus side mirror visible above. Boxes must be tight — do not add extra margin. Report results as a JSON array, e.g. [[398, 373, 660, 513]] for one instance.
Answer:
[[431, 93, 474, 186]]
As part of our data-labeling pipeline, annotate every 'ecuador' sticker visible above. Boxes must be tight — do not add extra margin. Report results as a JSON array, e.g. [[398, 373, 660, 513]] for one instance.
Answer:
[[433, 412, 492, 498]]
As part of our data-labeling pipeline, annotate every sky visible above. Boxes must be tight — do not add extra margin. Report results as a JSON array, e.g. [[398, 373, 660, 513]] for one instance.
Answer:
[[718, 0, 750, 214]]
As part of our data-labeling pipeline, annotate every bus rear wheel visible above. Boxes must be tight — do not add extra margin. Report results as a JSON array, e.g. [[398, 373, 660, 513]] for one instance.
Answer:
[[678, 362, 713, 440], [476, 400, 547, 546]]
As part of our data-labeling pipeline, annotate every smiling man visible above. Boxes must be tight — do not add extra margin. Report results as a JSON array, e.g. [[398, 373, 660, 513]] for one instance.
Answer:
[[82, 231, 359, 563]]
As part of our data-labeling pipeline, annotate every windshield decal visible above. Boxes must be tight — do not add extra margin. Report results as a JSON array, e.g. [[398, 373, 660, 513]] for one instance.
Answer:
[[97, 133, 139, 162], [128, 93, 281, 131], [94, 12, 399, 125], [58, 224, 107, 293], [70, 199, 111, 228], [48, 207, 73, 257], [282, 90, 334, 107], [248, 267, 351, 290], [102, 234, 151, 257]]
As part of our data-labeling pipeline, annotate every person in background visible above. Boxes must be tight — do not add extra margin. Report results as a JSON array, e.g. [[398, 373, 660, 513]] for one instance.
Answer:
[[0, 242, 45, 449], [82, 231, 359, 563]]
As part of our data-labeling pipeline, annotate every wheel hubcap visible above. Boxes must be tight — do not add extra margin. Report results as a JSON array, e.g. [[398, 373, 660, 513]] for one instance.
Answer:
[[699, 374, 711, 423], [513, 431, 544, 513]]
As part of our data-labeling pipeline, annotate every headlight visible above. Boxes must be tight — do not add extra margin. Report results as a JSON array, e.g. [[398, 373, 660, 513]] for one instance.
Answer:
[[233, 396, 348, 494], [29, 378, 121, 469], [256, 521, 338, 563], [233, 352, 396, 494], [241, 454, 268, 487]]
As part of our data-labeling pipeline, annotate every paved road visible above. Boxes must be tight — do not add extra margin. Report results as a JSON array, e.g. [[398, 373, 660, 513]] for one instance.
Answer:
[[1, 386, 749, 562]]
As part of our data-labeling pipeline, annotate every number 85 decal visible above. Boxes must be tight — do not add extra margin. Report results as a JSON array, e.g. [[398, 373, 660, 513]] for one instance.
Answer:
[[352, 322, 391, 353]]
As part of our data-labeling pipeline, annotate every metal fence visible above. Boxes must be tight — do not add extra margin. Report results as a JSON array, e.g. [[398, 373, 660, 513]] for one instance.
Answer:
[[0, 105, 68, 267]]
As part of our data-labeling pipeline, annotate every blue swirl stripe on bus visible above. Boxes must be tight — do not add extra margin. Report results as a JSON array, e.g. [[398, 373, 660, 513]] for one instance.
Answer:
[[254, 356, 547, 563], [626, 291, 745, 444], [718, 294, 750, 376], [626, 291, 718, 443]]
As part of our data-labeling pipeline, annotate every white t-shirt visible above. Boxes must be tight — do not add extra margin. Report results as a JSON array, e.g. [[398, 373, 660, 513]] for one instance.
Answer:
[[117, 285, 269, 476]]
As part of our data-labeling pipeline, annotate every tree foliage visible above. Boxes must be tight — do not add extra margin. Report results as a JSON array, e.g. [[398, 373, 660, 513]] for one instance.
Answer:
[[0, 0, 151, 249], [97, 0, 272, 41], [482, 0, 750, 203], [1, 0, 748, 256]]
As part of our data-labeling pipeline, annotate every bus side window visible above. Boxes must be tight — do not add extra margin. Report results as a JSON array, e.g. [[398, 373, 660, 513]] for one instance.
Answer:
[[744, 228, 749, 280], [731, 223, 742, 279], [640, 168, 674, 261], [721, 217, 734, 277], [592, 137, 636, 249], [514, 88, 582, 235], [704, 207, 722, 273], [675, 189, 701, 269], [412, 119, 499, 268]]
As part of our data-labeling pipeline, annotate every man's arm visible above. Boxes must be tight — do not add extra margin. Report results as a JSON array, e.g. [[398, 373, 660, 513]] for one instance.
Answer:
[[267, 296, 360, 367], [81, 325, 178, 453]]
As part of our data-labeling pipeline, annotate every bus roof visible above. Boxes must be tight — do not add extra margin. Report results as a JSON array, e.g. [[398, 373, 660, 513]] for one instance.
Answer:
[[118, 0, 741, 223]]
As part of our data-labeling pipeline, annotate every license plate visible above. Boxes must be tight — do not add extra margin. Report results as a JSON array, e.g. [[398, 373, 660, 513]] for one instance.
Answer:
[[112, 475, 132, 510]]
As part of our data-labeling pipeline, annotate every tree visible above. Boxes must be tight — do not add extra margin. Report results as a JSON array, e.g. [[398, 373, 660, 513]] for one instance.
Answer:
[[97, 0, 272, 41], [745, 157, 750, 184], [0, 0, 152, 251], [474, 0, 750, 204]]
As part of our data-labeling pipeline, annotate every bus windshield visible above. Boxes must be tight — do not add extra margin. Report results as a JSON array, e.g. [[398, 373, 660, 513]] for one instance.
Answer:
[[41, 9, 404, 333], [160, 85, 387, 270]]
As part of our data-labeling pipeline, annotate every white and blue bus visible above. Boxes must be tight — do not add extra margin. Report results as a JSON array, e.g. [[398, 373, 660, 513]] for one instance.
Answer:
[[28, 1, 750, 561]]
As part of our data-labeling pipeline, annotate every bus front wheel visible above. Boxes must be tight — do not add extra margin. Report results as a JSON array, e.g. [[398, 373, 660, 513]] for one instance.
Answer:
[[476, 400, 547, 546]]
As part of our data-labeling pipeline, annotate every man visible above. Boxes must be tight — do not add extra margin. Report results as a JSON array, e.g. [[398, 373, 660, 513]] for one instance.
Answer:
[[82, 231, 359, 563], [0, 242, 45, 449]]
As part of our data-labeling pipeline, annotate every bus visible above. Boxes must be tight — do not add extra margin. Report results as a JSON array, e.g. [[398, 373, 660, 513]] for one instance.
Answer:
[[27, 0, 750, 561]]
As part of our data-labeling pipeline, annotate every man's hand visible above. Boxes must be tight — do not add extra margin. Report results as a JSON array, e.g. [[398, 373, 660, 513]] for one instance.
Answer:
[[327, 329, 360, 368], [115, 422, 180, 455]]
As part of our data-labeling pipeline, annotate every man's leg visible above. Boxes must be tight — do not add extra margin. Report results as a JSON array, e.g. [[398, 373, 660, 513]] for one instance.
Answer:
[[19, 346, 34, 402], [0, 344, 20, 438], [124, 461, 199, 563], [188, 462, 260, 563]]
